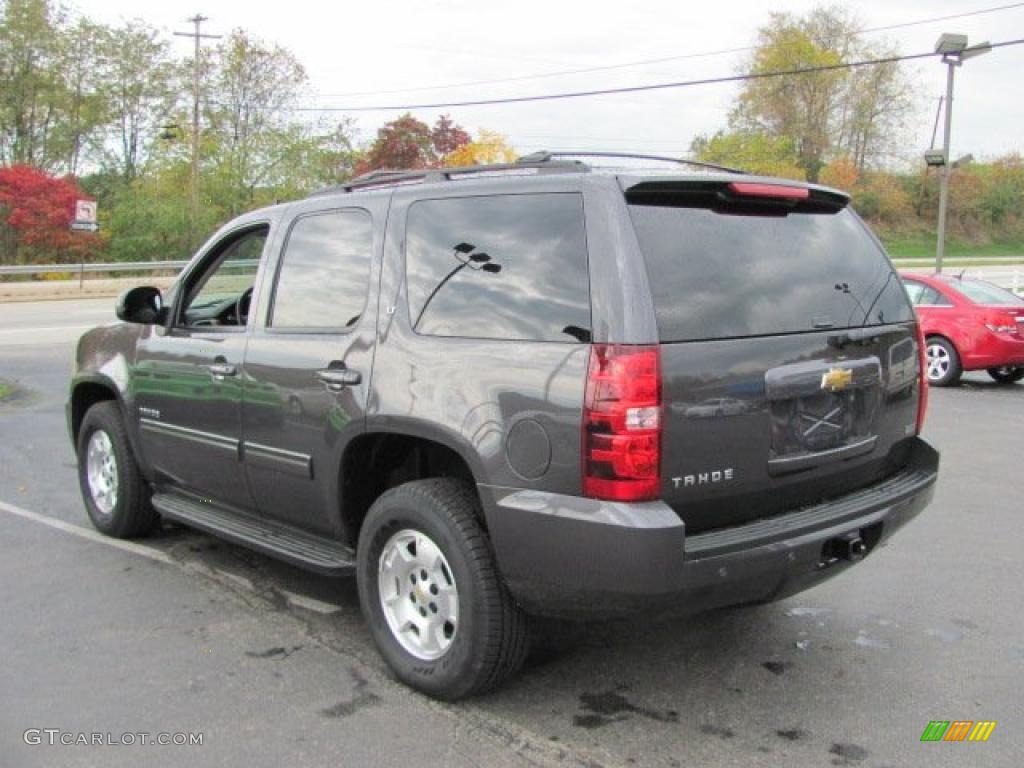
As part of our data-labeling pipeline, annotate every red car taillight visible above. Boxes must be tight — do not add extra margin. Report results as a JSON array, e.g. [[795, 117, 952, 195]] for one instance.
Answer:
[[915, 322, 929, 434], [582, 344, 661, 502], [983, 312, 1019, 335]]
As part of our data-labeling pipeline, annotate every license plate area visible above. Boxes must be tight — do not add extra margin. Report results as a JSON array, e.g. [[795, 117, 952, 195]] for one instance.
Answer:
[[765, 357, 882, 462]]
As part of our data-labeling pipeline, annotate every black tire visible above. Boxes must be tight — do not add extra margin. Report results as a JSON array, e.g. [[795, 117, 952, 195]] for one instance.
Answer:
[[925, 336, 962, 387], [987, 366, 1024, 384], [77, 401, 158, 538], [356, 478, 528, 700]]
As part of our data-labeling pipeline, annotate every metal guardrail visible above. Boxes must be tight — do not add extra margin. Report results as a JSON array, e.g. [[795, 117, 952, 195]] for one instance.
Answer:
[[0, 260, 190, 276]]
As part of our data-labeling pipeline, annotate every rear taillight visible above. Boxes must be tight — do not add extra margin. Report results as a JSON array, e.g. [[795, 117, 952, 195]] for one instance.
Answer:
[[915, 322, 929, 434], [984, 314, 1019, 335], [582, 344, 661, 502]]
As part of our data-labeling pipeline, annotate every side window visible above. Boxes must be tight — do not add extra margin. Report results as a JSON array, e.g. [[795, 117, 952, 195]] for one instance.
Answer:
[[271, 209, 373, 331], [180, 226, 266, 328], [905, 280, 948, 307], [902, 280, 926, 305], [405, 193, 591, 342]]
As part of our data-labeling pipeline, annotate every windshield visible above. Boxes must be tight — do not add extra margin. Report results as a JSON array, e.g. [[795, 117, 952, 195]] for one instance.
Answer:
[[945, 278, 1024, 306], [628, 204, 914, 343]]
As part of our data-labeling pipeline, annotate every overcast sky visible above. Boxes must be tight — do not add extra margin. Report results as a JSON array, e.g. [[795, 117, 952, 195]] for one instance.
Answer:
[[70, 0, 1024, 165]]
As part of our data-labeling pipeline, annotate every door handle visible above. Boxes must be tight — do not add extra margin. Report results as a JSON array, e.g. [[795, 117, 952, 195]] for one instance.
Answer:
[[206, 362, 237, 379], [316, 367, 362, 390]]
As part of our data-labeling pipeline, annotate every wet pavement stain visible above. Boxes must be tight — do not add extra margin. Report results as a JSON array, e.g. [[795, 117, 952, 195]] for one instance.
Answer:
[[320, 668, 381, 718], [245, 644, 302, 660], [572, 690, 679, 729], [762, 661, 792, 676], [0, 380, 38, 409], [829, 742, 869, 764], [776, 728, 810, 741]]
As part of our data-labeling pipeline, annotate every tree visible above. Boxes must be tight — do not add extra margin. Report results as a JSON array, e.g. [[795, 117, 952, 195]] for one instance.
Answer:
[[0, 164, 102, 263], [432, 114, 471, 159], [99, 20, 176, 181], [819, 156, 859, 191], [360, 113, 437, 172], [690, 130, 805, 179], [359, 113, 472, 173], [54, 17, 110, 175], [0, 0, 69, 169], [443, 129, 516, 166], [204, 29, 310, 216], [727, 6, 916, 180]]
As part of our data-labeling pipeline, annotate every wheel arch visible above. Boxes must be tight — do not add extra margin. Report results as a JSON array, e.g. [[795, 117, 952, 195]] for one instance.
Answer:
[[338, 423, 485, 548], [69, 376, 147, 474]]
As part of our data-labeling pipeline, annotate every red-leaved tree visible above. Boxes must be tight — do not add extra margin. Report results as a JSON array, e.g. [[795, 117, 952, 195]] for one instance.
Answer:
[[0, 165, 102, 264], [357, 113, 472, 174], [432, 114, 471, 158]]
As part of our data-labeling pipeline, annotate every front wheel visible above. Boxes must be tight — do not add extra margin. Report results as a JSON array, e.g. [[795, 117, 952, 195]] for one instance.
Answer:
[[925, 337, 962, 387], [77, 401, 158, 538], [987, 366, 1024, 384], [356, 478, 528, 700]]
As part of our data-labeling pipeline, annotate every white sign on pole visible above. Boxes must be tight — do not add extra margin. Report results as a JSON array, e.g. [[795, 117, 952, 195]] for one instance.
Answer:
[[72, 200, 98, 232]]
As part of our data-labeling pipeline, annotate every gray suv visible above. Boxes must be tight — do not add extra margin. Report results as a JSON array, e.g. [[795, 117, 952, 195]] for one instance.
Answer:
[[68, 153, 939, 699]]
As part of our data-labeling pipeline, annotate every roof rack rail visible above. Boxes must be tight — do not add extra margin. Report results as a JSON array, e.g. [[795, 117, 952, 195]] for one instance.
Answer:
[[309, 158, 589, 196], [517, 150, 745, 175]]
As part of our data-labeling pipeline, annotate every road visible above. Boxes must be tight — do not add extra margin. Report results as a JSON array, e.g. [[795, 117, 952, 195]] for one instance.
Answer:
[[1, 298, 1021, 767]]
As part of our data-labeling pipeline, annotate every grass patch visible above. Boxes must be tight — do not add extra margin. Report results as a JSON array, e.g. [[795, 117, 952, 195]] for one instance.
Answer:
[[879, 235, 1024, 260], [0, 380, 11, 400]]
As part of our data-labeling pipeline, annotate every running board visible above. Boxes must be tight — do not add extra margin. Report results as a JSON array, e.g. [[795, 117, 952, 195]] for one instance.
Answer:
[[151, 492, 355, 575]]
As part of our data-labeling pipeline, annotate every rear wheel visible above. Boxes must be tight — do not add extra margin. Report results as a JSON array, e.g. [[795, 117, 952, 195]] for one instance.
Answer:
[[77, 401, 158, 538], [356, 478, 528, 700], [925, 337, 962, 387], [987, 366, 1024, 384]]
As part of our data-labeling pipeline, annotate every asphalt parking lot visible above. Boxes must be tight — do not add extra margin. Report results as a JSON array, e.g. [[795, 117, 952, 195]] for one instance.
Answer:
[[1, 298, 1021, 768]]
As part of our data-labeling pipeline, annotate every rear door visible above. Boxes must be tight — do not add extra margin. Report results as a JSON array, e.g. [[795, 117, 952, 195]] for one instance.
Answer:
[[625, 179, 921, 533], [240, 199, 383, 536]]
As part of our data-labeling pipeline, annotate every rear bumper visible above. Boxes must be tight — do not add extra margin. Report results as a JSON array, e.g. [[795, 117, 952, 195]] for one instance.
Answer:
[[962, 333, 1024, 369], [480, 437, 939, 619]]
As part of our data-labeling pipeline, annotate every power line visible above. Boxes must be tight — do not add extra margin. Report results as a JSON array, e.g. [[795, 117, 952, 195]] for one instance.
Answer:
[[312, 2, 1024, 99], [289, 38, 1024, 113]]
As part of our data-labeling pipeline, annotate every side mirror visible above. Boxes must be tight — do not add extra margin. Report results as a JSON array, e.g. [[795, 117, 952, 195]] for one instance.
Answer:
[[116, 286, 166, 325]]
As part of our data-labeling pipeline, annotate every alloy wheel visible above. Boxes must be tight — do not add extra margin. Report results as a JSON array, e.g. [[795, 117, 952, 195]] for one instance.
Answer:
[[378, 529, 459, 661]]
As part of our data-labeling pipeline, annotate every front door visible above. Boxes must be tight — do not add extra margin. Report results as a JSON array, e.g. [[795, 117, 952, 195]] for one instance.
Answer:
[[242, 205, 379, 535], [133, 224, 267, 510]]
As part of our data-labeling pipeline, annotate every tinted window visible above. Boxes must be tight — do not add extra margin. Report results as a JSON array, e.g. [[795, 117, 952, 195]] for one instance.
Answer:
[[405, 194, 591, 342], [629, 205, 914, 342], [272, 210, 372, 330], [945, 278, 1024, 306]]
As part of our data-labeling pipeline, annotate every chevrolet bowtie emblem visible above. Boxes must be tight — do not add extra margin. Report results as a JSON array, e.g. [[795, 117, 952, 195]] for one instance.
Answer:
[[821, 367, 854, 391]]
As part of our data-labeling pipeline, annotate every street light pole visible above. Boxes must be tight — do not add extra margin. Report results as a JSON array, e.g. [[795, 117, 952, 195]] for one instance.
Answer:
[[935, 58, 956, 275], [931, 33, 990, 274]]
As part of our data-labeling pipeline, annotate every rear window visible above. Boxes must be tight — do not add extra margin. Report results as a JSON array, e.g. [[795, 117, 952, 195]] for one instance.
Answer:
[[405, 193, 591, 342], [945, 278, 1024, 306], [629, 204, 914, 342]]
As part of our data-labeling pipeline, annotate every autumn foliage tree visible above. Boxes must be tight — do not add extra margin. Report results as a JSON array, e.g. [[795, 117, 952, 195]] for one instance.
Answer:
[[358, 113, 471, 173], [443, 130, 517, 167], [0, 164, 101, 263]]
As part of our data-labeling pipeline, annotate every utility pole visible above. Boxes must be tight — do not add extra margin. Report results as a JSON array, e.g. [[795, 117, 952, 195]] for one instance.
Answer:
[[175, 15, 221, 252]]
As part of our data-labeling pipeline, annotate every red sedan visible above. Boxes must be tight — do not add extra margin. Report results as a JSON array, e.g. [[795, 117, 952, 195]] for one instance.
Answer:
[[901, 272, 1024, 386]]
